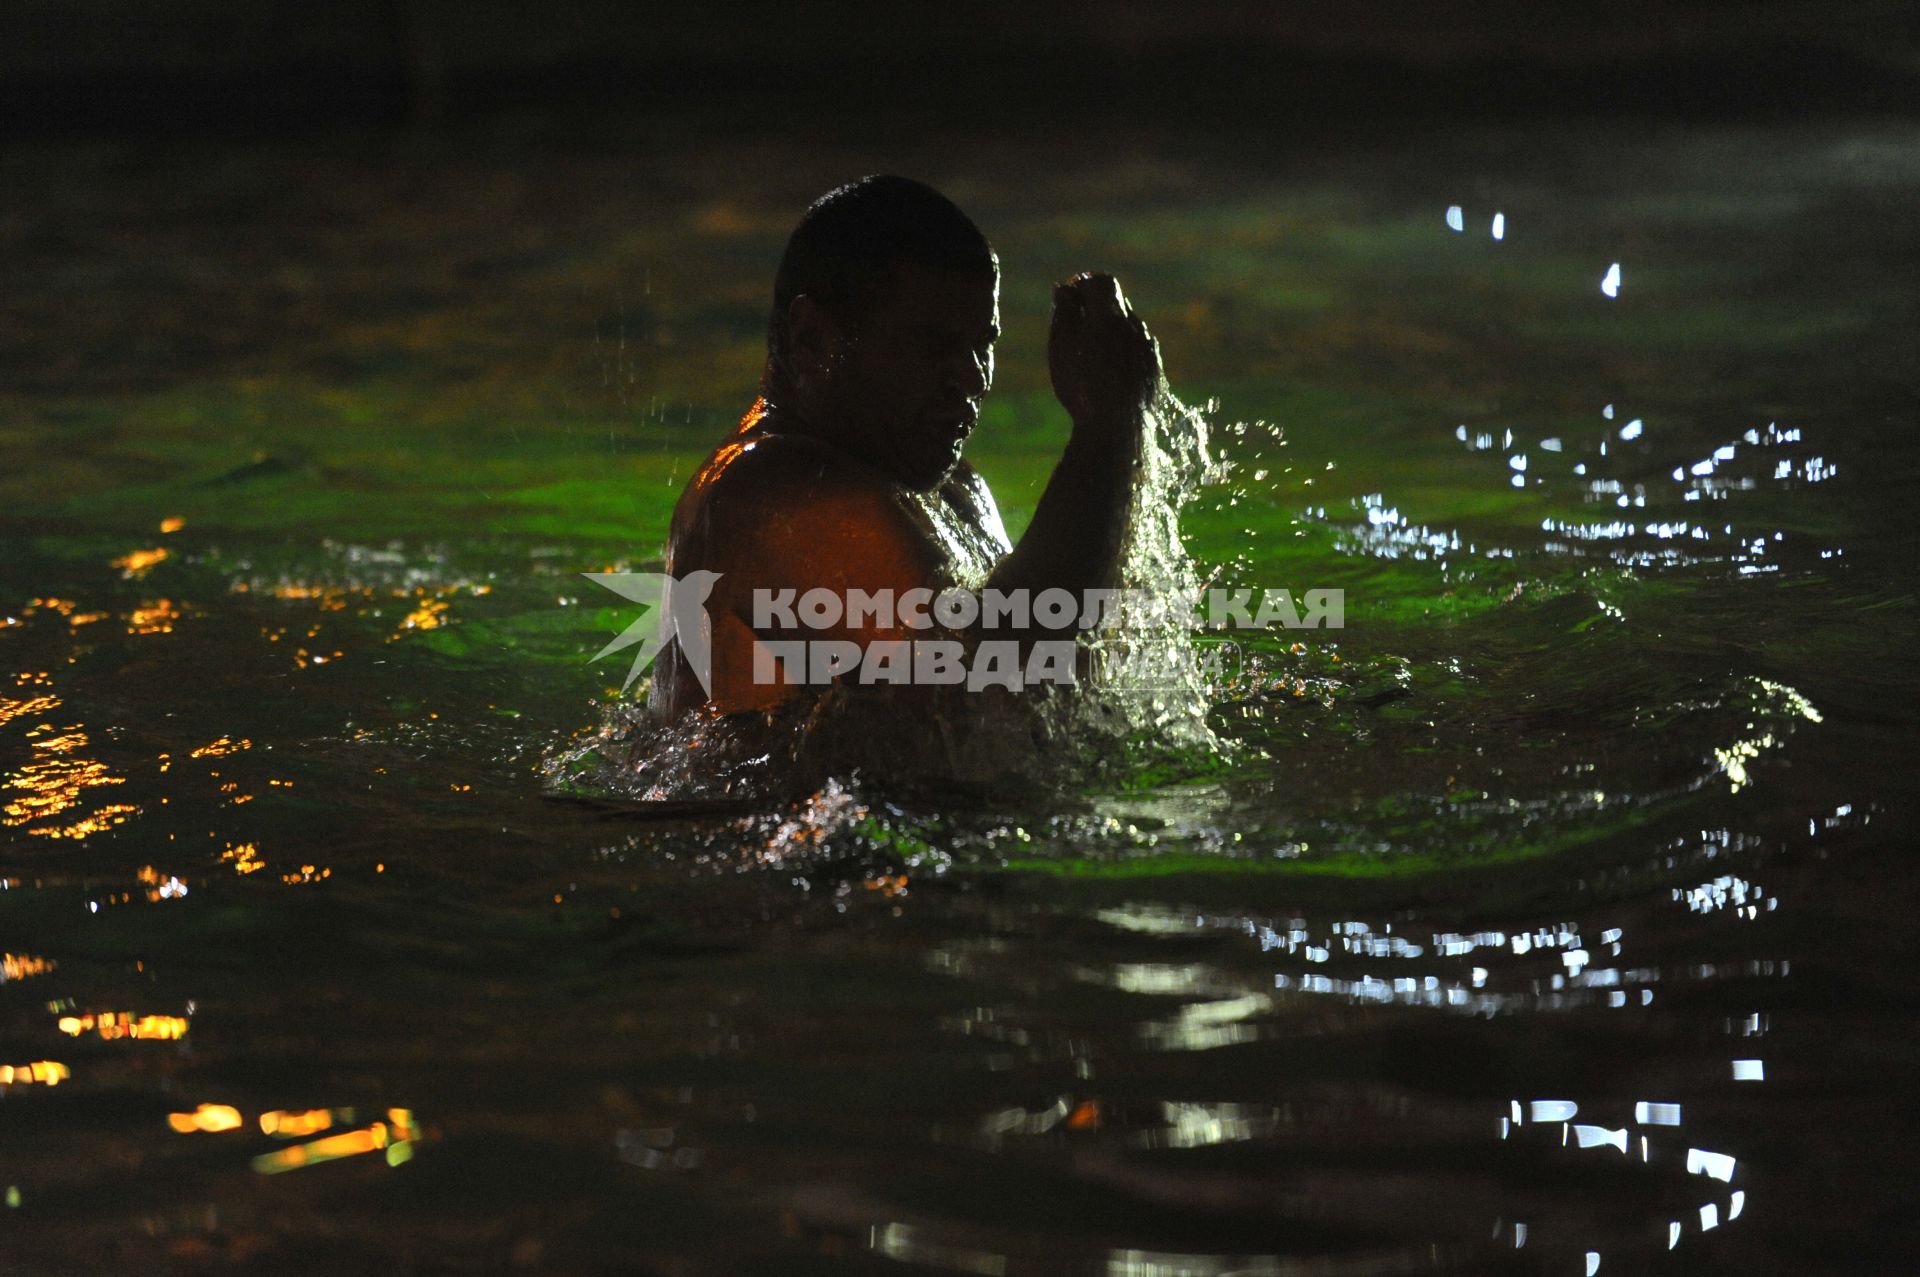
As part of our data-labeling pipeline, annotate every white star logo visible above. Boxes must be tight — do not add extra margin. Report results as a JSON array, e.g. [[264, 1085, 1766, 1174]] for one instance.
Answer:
[[581, 570, 721, 695]]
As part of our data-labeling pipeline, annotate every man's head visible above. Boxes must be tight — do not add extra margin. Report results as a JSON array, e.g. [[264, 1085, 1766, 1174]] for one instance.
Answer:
[[767, 176, 1000, 490]]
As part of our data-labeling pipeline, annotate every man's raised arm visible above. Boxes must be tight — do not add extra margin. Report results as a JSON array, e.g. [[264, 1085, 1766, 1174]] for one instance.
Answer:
[[987, 272, 1164, 612]]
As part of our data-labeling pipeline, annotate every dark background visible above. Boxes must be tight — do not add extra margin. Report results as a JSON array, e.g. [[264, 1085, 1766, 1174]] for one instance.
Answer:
[[6, 0, 1918, 139]]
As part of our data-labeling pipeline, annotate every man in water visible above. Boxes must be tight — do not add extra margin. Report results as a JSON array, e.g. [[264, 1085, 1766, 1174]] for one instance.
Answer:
[[650, 175, 1167, 719]]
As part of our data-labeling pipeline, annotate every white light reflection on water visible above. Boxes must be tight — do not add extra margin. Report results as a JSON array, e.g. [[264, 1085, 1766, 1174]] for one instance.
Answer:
[[1333, 407, 1838, 574], [1573, 1124, 1628, 1152], [867, 1210, 1444, 1276], [870, 1221, 1007, 1276], [1272, 971, 1521, 1014], [1686, 1148, 1737, 1182], [1099, 1250, 1370, 1277], [1711, 677, 1823, 793], [1137, 992, 1272, 1051], [1149, 1101, 1275, 1150], [1676, 872, 1775, 918], [1498, 1094, 1753, 1266], [896, 789, 1858, 1271], [1044, 809, 1818, 1259], [1097, 897, 1747, 1024]]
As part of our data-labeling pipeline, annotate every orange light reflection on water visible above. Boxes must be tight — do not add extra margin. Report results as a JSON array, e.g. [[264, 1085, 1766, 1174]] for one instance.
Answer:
[[221, 842, 266, 875], [261, 1108, 343, 1138], [135, 865, 188, 901], [0, 694, 59, 729], [3, 713, 138, 840], [14, 600, 109, 628], [395, 596, 449, 636], [111, 547, 170, 578], [57, 1012, 189, 1040], [1, 953, 56, 982], [0, 1061, 70, 1088], [168, 1104, 243, 1133], [163, 1105, 420, 1163], [128, 600, 180, 635], [251, 1109, 419, 1174]]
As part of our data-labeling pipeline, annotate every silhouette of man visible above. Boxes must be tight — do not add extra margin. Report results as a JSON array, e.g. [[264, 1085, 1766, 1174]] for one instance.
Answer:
[[650, 175, 1166, 719]]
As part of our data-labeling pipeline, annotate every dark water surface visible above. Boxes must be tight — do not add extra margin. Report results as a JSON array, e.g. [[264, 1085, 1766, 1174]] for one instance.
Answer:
[[2, 118, 1917, 1274]]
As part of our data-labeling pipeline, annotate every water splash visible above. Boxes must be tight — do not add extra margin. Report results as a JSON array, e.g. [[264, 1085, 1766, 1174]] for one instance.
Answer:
[[1082, 387, 1227, 752], [549, 392, 1229, 802]]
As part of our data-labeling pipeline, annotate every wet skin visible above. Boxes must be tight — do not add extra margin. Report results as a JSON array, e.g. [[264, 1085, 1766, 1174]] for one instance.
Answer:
[[652, 266, 1165, 718]]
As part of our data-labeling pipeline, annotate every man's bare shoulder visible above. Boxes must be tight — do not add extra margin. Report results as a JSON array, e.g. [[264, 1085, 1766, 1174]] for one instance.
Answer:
[[674, 416, 941, 593], [685, 420, 902, 520]]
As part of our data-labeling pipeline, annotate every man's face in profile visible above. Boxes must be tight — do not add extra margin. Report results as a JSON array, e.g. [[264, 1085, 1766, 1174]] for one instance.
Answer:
[[830, 262, 1000, 490]]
